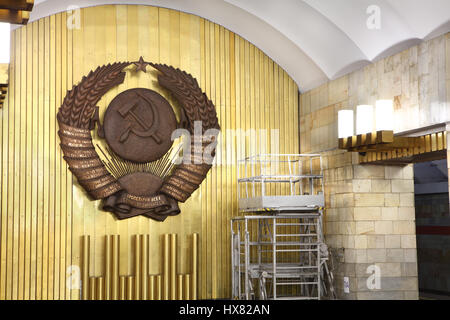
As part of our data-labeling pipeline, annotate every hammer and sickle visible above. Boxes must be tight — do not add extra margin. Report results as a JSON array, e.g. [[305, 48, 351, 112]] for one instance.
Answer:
[[118, 91, 163, 144]]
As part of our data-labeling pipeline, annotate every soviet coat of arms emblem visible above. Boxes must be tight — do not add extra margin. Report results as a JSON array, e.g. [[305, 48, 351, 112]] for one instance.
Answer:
[[57, 58, 220, 221]]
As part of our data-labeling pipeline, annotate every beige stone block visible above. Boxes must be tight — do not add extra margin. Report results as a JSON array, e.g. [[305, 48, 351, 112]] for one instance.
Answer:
[[381, 207, 398, 220], [355, 235, 368, 249], [357, 291, 404, 300], [338, 181, 354, 194], [354, 207, 381, 221], [386, 249, 405, 262], [337, 207, 354, 221], [353, 179, 371, 193], [356, 249, 368, 263], [401, 262, 418, 277], [377, 262, 402, 277], [336, 167, 346, 181], [393, 221, 415, 235], [371, 180, 391, 193], [401, 235, 417, 248], [344, 165, 353, 180], [399, 193, 414, 207], [325, 208, 338, 222], [392, 180, 414, 193], [344, 249, 356, 263], [398, 207, 416, 220], [367, 249, 387, 263], [342, 235, 355, 249], [403, 165, 414, 179], [404, 249, 417, 262], [354, 165, 385, 179], [375, 221, 393, 234], [354, 193, 385, 207], [404, 291, 419, 300], [385, 166, 403, 179], [329, 194, 336, 208], [356, 221, 375, 235], [342, 193, 354, 207], [341, 221, 356, 235], [300, 92, 311, 115], [385, 193, 400, 207], [330, 235, 344, 247], [385, 235, 401, 248], [367, 235, 385, 249]]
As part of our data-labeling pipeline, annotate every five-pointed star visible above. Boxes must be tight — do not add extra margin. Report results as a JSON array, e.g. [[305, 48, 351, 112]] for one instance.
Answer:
[[134, 56, 150, 73]]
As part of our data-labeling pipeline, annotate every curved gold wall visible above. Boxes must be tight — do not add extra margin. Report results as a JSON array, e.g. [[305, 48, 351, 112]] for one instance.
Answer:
[[0, 4, 299, 299]]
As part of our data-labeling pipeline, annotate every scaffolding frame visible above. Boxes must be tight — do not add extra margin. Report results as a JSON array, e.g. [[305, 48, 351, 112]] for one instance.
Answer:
[[231, 212, 325, 300], [232, 154, 334, 300], [237, 154, 324, 212]]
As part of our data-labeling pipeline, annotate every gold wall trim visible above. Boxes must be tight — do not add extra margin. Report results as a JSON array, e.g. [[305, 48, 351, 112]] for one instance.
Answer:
[[82, 233, 198, 300], [0, 5, 299, 299]]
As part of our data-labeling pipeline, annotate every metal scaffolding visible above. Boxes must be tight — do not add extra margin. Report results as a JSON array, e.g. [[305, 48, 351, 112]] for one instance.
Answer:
[[232, 154, 335, 300]]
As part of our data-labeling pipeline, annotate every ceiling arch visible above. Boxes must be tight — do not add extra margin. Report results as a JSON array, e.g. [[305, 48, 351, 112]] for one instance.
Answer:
[[24, 0, 450, 92]]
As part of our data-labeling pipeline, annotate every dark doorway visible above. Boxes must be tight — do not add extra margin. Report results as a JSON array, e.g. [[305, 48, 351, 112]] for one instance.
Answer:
[[414, 159, 450, 299]]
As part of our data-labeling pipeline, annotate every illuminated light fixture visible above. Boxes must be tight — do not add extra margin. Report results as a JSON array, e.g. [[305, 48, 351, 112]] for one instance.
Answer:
[[338, 110, 354, 139], [356, 105, 373, 135], [0, 23, 10, 63], [375, 99, 394, 131]]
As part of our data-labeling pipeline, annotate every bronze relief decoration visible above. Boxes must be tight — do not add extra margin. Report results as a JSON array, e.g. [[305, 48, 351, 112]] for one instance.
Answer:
[[57, 57, 220, 221]]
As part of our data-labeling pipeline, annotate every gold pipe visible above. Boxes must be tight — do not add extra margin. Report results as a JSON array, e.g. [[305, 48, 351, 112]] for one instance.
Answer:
[[192, 233, 198, 300], [141, 235, 149, 300], [97, 277, 104, 300], [184, 274, 191, 300], [82, 235, 90, 300], [177, 275, 183, 300], [112, 235, 119, 300], [126, 276, 134, 300], [149, 275, 155, 300], [156, 275, 162, 300], [135, 235, 141, 300], [105, 235, 111, 300], [170, 234, 177, 300], [163, 234, 170, 300], [119, 276, 126, 300], [89, 277, 96, 300]]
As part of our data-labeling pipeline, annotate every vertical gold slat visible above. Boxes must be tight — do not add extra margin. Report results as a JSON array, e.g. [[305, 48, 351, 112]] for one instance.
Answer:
[[105, 235, 111, 300], [111, 235, 119, 300], [184, 274, 191, 300], [141, 235, 149, 300], [24, 20, 33, 301], [53, 13, 62, 300], [96, 277, 104, 300], [58, 11, 67, 300], [156, 275, 162, 300], [11, 24, 20, 302], [177, 275, 183, 300], [148, 275, 155, 300], [126, 276, 134, 300], [437, 132, 444, 150], [89, 277, 96, 300], [82, 235, 90, 300], [65, 7, 74, 301], [134, 235, 141, 300], [170, 234, 177, 300], [119, 276, 126, 300], [163, 234, 169, 300], [192, 233, 198, 300]]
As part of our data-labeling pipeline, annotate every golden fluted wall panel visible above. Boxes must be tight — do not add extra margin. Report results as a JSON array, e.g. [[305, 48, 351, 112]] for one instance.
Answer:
[[82, 233, 198, 300], [0, 5, 299, 300]]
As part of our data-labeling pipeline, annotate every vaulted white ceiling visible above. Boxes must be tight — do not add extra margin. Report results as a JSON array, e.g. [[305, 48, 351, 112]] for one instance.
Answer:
[[27, 0, 450, 92]]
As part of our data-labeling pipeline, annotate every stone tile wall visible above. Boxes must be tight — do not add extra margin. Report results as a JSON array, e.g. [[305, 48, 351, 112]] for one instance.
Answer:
[[299, 33, 450, 299]]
